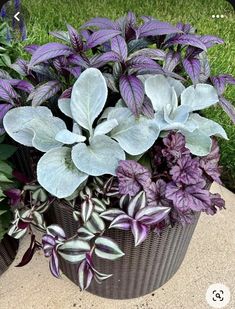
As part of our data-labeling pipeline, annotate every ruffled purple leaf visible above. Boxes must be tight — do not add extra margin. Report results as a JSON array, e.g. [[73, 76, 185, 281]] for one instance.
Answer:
[[81, 17, 117, 30], [90, 51, 120, 68], [205, 193, 225, 215], [109, 214, 132, 230], [78, 259, 94, 290], [162, 132, 190, 163], [28, 80, 61, 106], [218, 96, 235, 124], [49, 250, 60, 278], [183, 57, 201, 83], [166, 181, 211, 212], [165, 34, 207, 51], [137, 20, 181, 38], [199, 139, 222, 184], [24, 44, 39, 55], [116, 160, 152, 196], [111, 35, 128, 62], [145, 180, 171, 207], [0, 79, 19, 104], [199, 35, 224, 48], [29, 43, 73, 67], [135, 205, 171, 225], [87, 29, 121, 49], [170, 155, 202, 185], [131, 221, 149, 246], [67, 24, 83, 51], [163, 50, 181, 72], [119, 75, 144, 115]]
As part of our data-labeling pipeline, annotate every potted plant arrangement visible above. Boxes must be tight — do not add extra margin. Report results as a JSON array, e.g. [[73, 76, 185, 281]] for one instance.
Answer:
[[1, 12, 234, 298]]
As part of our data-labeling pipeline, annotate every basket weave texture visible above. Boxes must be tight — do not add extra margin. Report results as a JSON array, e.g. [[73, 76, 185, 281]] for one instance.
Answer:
[[47, 201, 200, 299], [0, 234, 19, 276]]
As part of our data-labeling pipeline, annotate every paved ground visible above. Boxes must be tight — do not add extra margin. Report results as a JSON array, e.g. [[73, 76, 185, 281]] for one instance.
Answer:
[[0, 182, 234, 309]]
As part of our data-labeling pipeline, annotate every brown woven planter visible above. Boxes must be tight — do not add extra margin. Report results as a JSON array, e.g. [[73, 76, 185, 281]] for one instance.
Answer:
[[47, 201, 200, 299], [0, 234, 19, 276]]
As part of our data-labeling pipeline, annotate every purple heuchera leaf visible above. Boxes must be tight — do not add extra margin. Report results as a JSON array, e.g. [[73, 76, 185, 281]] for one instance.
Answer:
[[137, 20, 181, 38], [119, 75, 144, 115], [183, 57, 201, 83], [170, 155, 202, 185], [170, 208, 196, 226], [111, 35, 128, 62], [67, 24, 83, 51], [86, 29, 121, 49], [145, 179, 171, 207], [199, 139, 222, 184], [166, 180, 211, 212], [29, 43, 73, 67], [162, 132, 190, 164], [205, 193, 225, 215], [116, 160, 151, 196]]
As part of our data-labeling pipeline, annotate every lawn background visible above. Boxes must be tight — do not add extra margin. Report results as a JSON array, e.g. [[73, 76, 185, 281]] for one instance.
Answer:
[[21, 0, 235, 190]]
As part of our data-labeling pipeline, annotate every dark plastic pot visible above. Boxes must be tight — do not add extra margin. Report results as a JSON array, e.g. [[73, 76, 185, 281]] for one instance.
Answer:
[[47, 201, 200, 299], [0, 234, 19, 276]]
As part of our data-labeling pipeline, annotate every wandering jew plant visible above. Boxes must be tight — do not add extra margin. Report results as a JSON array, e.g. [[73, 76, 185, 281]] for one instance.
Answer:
[[1, 12, 233, 290]]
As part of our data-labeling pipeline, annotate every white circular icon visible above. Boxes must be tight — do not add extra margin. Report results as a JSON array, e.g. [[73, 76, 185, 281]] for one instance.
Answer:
[[206, 283, 230, 308]]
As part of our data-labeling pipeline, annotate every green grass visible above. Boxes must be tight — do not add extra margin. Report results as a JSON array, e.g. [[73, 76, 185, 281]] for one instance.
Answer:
[[20, 0, 235, 190]]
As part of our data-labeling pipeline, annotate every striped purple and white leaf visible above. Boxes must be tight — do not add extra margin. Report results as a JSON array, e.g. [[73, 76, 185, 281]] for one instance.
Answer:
[[94, 236, 124, 260], [131, 221, 149, 246], [57, 239, 90, 263], [81, 199, 94, 223], [78, 259, 94, 290]]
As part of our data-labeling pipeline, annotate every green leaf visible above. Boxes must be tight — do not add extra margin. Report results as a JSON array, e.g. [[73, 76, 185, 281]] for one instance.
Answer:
[[0, 161, 13, 178], [37, 147, 88, 198], [70, 68, 108, 133], [0, 173, 13, 183], [94, 236, 125, 260], [72, 135, 125, 176], [0, 144, 16, 160]]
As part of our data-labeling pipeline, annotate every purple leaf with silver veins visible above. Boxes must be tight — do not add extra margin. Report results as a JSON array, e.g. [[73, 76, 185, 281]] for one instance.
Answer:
[[0, 79, 19, 104], [24, 44, 39, 55], [163, 50, 181, 72], [116, 160, 152, 196], [170, 155, 203, 185], [66, 66, 81, 78], [8, 80, 34, 93], [183, 57, 201, 83], [165, 34, 207, 51], [87, 29, 121, 49], [141, 96, 155, 118], [111, 35, 128, 62], [137, 20, 181, 38], [199, 35, 224, 48], [29, 43, 73, 67], [90, 51, 120, 68], [81, 17, 117, 30], [166, 180, 211, 212], [67, 24, 83, 51], [218, 96, 235, 124], [28, 80, 61, 106], [68, 54, 90, 68], [145, 180, 171, 207], [119, 75, 144, 115], [127, 56, 163, 72], [60, 87, 72, 99]]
